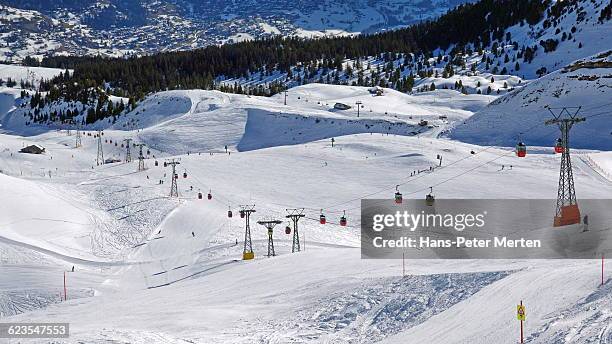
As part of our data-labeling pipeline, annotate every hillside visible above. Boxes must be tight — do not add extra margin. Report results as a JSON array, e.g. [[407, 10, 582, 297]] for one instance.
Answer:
[[8, 0, 607, 134], [450, 51, 612, 150], [99, 84, 492, 153], [0, 81, 610, 341]]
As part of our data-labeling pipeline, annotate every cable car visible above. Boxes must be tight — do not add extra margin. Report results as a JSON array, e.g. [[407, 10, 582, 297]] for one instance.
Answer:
[[320, 210, 326, 224], [227, 207, 233, 218], [394, 185, 403, 204], [154, 160, 159, 166], [426, 187, 435, 206], [183, 172, 188, 178], [554, 138, 564, 154], [515, 141, 526, 157], [198, 192, 202, 199], [207, 190, 212, 200], [285, 225, 291, 234], [339, 211, 347, 226], [240, 210, 245, 218]]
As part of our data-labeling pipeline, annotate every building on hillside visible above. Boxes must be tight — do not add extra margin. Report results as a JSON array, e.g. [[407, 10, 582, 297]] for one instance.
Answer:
[[19, 144, 45, 154], [333, 103, 352, 110], [369, 86, 384, 96]]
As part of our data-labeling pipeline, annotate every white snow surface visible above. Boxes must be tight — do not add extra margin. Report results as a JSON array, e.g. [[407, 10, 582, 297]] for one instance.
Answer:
[[0, 64, 67, 86], [106, 84, 493, 154], [450, 51, 612, 150], [0, 82, 610, 343]]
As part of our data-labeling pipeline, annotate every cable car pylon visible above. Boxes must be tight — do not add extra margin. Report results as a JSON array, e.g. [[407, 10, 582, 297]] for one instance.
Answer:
[[257, 219, 282, 257], [135, 143, 146, 171], [75, 121, 82, 148], [123, 138, 133, 162], [286, 208, 305, 253], [96, 130, 104, 166], [240, 205, 256, 260], [545, 106, 585, 227], [165, 158, 180, 197]]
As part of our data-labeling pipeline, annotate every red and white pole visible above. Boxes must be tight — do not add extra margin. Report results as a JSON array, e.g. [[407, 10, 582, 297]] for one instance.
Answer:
[[602, 253, 605, 287]]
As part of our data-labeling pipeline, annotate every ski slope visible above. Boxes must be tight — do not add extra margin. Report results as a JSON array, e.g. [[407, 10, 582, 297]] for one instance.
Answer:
[[0, 82, 610, 343], [450, 51, 612, 150], [101, 84, 493, 154]]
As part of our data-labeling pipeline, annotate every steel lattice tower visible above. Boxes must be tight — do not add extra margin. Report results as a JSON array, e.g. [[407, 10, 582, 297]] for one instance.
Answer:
[[240, 205, 256, 260], [166, 159, 180, 197], [135, 143, 146, 171], [123, 138, 133, 162], [75, 123, 82, 148], [257, 219, 281, 257], [96, 130, 104, 166], [286, 208, 305, 253], [545, 106, 585, 227]]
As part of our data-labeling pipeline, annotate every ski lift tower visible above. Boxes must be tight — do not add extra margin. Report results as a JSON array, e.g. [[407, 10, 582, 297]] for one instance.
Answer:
[[96, 130, 104, 165], [123, 138, 133, 162], [165, 159, 180, 197], [135, 143, 146, 171], [240, 205, 256, 260], [257, 219, 282, 257], [544, 106, 585, 227], [286, 208, 305, 253], [75, 121, 82, 148]]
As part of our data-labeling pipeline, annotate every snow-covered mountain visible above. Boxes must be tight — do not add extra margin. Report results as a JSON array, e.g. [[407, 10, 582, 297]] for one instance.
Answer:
[[450, 50, 612, 150], [216, 0, 612, 93], [0, 0, 472, 63]]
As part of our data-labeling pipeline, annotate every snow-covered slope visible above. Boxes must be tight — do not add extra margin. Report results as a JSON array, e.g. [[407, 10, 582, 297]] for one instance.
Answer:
[[0, 173, 96, 258], [1, 128, 610, 343], [0, 64, 67, 86], [499, 0, 612, 79], [107, 84, 493, 154], [450, 51, 612, 150], [0, 80, 610, 343]]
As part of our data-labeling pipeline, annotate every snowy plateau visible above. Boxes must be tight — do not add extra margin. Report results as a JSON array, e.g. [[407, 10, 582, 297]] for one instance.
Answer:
[[0, 1, 611, 344]]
